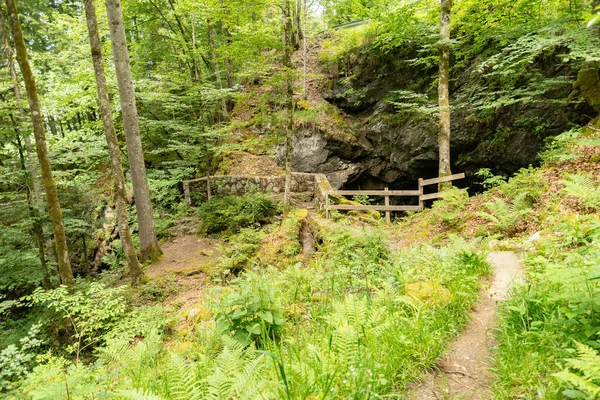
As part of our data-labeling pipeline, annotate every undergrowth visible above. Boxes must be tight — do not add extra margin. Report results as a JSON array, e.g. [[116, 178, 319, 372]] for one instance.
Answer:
[[197, 192, 280, 235], [4, 221, 489, 399]]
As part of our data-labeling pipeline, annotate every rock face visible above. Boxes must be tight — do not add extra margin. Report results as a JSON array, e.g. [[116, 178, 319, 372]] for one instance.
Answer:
[[285, 45, 595, 190]]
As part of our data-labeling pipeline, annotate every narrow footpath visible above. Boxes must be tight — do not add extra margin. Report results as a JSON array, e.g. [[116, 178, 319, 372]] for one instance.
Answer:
[[409, 251, 524, 399]]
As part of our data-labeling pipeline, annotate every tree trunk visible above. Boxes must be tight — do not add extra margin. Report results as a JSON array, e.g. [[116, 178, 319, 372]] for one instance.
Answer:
[[12, 121, 47, 273], [84, 0, 145, 284], [5, 0, 74, 285], [438, 0, 452, 191], [47, 115, 58, 136], [282, 0, 295, 208], [190, 14, 201, 82], [295, 0, 303, 44], [302, 0, 307, 99], [224, 29, 235, 90], [207, 19, 229, 119], [104, 0, 162, 262]]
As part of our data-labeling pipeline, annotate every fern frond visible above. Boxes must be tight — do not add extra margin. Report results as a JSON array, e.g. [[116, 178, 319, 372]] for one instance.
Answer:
[[204, 367, 234, 400], [118, 389, 165, 400], [554, 342, 600, 397], [554, 370, 600, 397], [167, 353, 203, 400], [561, 174, 600, 209]]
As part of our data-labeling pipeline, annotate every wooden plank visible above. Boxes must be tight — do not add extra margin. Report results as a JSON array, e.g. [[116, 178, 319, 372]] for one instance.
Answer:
[[329, 204, 423, 212], [421, 192, 445, 201], [328, 190, 420, 196], [384, 188, 390, 224], [420, 173, 465, 186]]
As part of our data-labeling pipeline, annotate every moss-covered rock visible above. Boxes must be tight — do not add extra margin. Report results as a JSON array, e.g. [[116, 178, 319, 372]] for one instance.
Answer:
[[574, 62, 600, 111], [405, 281, 452, 307]]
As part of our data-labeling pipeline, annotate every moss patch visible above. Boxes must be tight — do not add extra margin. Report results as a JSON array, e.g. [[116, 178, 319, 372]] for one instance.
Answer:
[[405, 281, 453, 307]]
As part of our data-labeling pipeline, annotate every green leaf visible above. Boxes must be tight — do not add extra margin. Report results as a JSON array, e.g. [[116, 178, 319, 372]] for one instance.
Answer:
[[246, 323, 261, 335]]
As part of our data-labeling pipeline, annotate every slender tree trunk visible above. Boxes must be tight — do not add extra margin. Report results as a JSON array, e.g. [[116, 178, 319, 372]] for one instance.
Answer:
[[5, 0, 74, 285], [2, 11, 45, 213], [282, 0, 295, 208], [295, 0, 303, 43], [166, 0, 200, 81], [12, 120, 47, 272], [207, 19, 229, 119], [438, 0, 452, 191], [224, 30, 235, 89], [84, 0, 145, 284], [47, 115, 58, 136], [190, 14, 201, 82], [104, 0, 162, 262], [302, 0, 307, 99]]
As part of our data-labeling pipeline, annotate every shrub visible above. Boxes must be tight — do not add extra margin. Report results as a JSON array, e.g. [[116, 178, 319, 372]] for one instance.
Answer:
[[214, 228, 265, 280], [475, 168, 507, 189], [0, 323, 43, 393], [24, 283, 127, 360], [214, 273, 285, 346], [197, 193, 280, 234]]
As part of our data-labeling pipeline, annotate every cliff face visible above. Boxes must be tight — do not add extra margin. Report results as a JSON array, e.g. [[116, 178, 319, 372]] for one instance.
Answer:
[[282, 38, 595, 190]]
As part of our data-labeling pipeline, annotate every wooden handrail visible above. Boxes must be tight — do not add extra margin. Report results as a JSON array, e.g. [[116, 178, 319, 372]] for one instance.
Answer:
[[328, 189, 420, 196], [420, 173, 465, 186], [324, 172, 466, 224]]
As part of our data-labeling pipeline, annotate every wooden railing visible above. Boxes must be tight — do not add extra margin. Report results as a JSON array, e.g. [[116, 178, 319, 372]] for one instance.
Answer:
[[325, 173, 465, 224]]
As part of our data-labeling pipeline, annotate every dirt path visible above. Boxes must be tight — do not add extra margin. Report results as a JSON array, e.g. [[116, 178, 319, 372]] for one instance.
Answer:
[[409, 251, 524, 399], [145, 235, 221, 311]]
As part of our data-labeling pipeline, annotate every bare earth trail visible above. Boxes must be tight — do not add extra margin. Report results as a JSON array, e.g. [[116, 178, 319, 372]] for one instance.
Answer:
[[144, 235, 221, 311], [409, 251, 524, 399]]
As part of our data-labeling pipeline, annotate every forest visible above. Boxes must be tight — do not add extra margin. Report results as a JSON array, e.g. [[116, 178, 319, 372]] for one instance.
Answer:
[[2, 0, 600, 398]]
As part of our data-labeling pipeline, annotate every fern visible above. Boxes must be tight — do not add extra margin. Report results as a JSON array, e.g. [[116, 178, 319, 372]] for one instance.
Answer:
[[167, 353, 203, 400], [203, 338, 266, 399], [476, 193, 532, 235], [98, 329, 163, 389], [554, 342, 600, 398], [119, 389, 165, 400], [561, 174, 600, 210]]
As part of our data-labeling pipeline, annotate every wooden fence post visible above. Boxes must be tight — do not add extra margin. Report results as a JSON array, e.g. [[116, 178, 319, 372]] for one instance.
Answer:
[[384, 187, 390, 224], [207, 175, 212, 200], [325, 191, 330, 219], [418, 178, 424, 211]]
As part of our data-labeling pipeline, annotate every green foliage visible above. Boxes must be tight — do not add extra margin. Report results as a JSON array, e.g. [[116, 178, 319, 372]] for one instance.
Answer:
[[498, 166, 547, 203], [197, 193, 280, 235], [555, 342, 600, 398], [319, 23, 375, 70], [476, 193, 533, 236], [430, 187, 470, 227], [214, 273, 285, 345], [137, 279, 179, 302], [352, 194, 373, 205], [475, 168, 507, 189], [322, 227, 391, 290], [0, 225, 46, 292], [214, 228, 265, 279], [540, 128, 584, 163], [25, 283, 127, 358], [561, 174, 600, 211], [0, 323, 43, 393]]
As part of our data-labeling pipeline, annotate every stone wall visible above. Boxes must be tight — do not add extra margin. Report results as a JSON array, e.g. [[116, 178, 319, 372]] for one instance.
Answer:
[[183, 173, 331, 207]]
